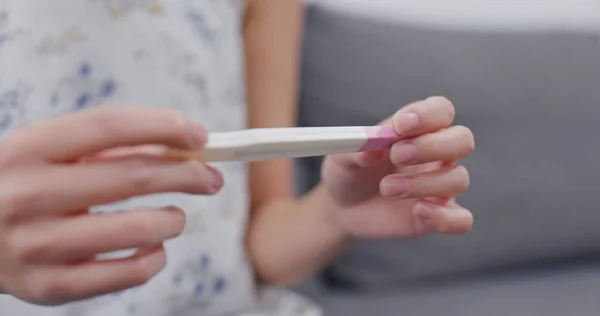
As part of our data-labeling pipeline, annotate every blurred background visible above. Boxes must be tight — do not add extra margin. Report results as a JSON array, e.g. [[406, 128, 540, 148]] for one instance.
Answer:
[[294, 1, 600, 315]]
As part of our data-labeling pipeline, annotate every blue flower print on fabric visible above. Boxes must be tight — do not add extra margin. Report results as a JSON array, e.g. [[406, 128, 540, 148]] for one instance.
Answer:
[[186, 4, 219, 44], [172, 271, 183, 286], [194, 282, 205, 298], [78, 62, 92, 78], [187, 10, 214, 43], [169, 251, 229, 303], [190, 276, 227, 299], [0, 9, 25, 49], [50, 62, 117, 112], [0, 83, 33, 135], [213, 276, 227, 293], [100, 79, 117, 97], [200, 253, 211, 269]]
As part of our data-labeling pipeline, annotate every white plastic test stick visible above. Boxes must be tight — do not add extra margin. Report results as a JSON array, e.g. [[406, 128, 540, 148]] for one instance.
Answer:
[[163, 126, 401, 162]]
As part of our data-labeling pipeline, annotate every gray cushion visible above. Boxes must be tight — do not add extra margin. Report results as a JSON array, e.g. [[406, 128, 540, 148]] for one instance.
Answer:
[[298, 262, 600, 316], [297, 5, 600, 286]]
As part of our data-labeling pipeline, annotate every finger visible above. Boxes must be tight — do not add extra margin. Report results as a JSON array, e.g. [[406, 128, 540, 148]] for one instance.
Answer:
[[84, 145, 208, 164], [28, 245, 166, 305], [326, 96, 456, 170], [387, 96, 456, 137], [412, 200, 473, 234], [4, 157, 223, 218], [390, 125, 475, 166], [10, 206, 185, 263], [6, 106, 208, 163], [380, 164, 470, 199], [83, 144, 176, 162], [328, 149, 387, 170]]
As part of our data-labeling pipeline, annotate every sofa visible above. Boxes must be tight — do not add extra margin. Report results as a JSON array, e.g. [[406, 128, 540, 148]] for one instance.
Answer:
[[294, 2, 600, 315]]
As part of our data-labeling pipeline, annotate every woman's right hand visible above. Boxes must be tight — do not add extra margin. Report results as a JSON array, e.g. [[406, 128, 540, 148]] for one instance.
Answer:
[[0, 106, 222, 305]]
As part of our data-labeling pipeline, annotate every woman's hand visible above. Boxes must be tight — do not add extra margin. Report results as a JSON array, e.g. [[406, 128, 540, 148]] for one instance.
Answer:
[[322, 96, 475, 239], [0, 106, 222, 305]]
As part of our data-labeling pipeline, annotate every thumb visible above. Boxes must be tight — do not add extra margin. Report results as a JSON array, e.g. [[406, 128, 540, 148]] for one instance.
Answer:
[[330, 104, 421, 169]]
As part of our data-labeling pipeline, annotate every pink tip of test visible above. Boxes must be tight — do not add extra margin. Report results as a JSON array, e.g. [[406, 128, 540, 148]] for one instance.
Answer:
[[359, 126, 402, 152]]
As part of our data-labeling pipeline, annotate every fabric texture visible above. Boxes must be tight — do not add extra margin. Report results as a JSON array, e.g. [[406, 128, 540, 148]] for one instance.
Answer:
[[0, 1, 319, 315]]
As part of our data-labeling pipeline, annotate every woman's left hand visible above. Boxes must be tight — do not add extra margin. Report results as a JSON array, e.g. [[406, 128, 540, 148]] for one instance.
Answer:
[[322, 96, 475, 239]]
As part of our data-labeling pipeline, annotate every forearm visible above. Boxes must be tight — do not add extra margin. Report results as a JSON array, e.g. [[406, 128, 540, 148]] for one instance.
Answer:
[[243, 0, 346, 284], [247, 184, 352, 285], [243, 0, 302, 210]]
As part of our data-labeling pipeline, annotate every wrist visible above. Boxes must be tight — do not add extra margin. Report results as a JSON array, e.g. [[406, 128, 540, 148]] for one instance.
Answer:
[[303, 184, 355, 246], [248, 187, 354, 285]]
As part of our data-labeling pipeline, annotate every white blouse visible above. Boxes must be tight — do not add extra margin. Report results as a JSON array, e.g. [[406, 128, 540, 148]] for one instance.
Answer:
[[0, 0, 319, 315]]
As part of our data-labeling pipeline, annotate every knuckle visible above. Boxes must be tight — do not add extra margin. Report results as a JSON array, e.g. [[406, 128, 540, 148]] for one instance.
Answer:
[[24, 272, 68, 304], [36, 280, 67, 303], [121, 106, 198, 143], [161, 109, 208, 148], [123, 161, 155, 195], [5, 231, 40, 263], [0, 183, 37, 219], [87, 108, 129, 137], [0, 142, 15, 168], [164, 109, 194, 133], [126, 215, 158, 243], [0, 189, 13, 220], [0, 129, 30, 167], [90, 106, 180, 138], [87, 105, 206, 148], [4, 231, 25, 262]]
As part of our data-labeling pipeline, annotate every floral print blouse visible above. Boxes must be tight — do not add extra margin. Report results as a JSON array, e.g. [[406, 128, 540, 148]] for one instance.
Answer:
[[0, 1, 320, 315]]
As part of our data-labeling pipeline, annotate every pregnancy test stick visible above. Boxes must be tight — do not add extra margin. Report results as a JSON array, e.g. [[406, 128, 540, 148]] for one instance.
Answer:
[[164, 126, 401, 162]]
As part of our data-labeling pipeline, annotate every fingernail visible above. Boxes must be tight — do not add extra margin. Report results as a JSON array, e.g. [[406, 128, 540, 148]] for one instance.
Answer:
[[393, 112, 419, 134], [413, 202, 436, 222], [391, 141, 417, 165], [206, 165, 224, 193], [380, 177, 408, 197], [163, 205, 184, 214]]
